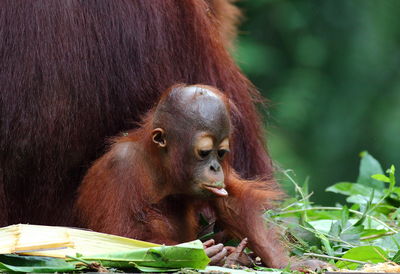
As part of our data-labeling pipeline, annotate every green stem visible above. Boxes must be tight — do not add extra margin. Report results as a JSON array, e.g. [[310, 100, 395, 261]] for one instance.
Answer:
[[303, 252, 367, 264], [283, 170, 310, 221]]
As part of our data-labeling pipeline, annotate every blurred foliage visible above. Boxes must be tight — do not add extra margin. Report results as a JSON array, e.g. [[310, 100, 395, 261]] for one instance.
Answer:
[[234, 0, 400, 205]]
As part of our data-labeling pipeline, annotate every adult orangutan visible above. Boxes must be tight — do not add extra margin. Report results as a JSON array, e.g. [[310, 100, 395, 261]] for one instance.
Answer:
[[75, 84, 289, 268], [0, 2, 273, 226]]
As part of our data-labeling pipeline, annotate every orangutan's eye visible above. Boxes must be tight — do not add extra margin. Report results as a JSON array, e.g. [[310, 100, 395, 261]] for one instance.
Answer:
[[217, 149, 229, 159], [198, 150, 211, 159]]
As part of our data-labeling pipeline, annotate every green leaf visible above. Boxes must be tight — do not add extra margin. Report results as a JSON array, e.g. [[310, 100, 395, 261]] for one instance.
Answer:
[[361, 229, 388, 238], [388, 165, 396, 175], [287, 221, 321, 248], [340, 226, 362, 245], [306, 209, 341, 220], [309, 219, 334, 234], [371, 174, 390, 183], [0, 241, 210, 273], [350, 203, 360, 211], [328, 220, 341, 237], [373, 233, 400, 251], [74, 240, 210, 271], [357, 152, 385, 190], [336, 246, 388, 270], [316, 233, 334, 256], [346, 194, 380, 205], [326, 182, 380, 198], [0, 255, 79, 273], [391, 250, 400, 263], [340, 206, 349, 229], [353, 190, 374, 227]]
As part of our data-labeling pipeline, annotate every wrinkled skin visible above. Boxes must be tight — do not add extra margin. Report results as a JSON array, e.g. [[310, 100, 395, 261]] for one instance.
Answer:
[[151, 85, 232, 199]]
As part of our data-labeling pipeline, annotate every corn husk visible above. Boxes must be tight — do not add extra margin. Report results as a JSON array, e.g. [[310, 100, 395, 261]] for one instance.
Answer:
[[0, 224, 159, 257], [0, 224, 209, 272]]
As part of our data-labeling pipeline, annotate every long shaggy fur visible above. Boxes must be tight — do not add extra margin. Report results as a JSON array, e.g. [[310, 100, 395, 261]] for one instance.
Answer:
[[0, 0, 274, 226]]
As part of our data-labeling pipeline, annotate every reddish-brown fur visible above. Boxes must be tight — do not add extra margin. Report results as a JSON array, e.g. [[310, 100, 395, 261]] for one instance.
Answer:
[[75, 85, 289, 268], [0, 1, 275, 228]]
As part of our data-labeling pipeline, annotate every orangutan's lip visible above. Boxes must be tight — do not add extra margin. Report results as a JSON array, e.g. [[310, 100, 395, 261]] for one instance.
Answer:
[[203, 184, 228, 197]]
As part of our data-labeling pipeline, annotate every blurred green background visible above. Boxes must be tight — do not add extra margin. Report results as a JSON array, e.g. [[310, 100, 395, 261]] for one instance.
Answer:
[[234, 0, 400, 205]]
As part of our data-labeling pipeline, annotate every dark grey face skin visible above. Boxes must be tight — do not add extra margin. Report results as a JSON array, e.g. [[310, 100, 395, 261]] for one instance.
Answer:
[[152, 85, 231, 198]]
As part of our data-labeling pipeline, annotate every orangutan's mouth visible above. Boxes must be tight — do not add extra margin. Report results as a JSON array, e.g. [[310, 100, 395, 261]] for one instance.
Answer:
[[203, 184, 228, 197]]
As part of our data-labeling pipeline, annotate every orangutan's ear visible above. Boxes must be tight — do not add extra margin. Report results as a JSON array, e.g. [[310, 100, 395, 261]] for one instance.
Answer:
[[152, 128, 167, 148]]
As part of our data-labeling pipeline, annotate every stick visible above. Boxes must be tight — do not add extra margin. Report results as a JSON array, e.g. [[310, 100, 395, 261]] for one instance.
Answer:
[[303, 252, 367, 264]]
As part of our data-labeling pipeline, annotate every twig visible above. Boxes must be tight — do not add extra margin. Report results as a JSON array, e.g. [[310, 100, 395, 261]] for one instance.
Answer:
[[280, 192, 314, 212], [303, 253, 367, 264], [283, 170, 312, 221], [66, 255, 108, 272], [361, 231, 396, 240], [66, 255, 92, 265]]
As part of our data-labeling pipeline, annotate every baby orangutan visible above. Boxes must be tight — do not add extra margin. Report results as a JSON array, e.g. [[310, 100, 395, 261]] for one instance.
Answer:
[[75, 84, 316, 269]]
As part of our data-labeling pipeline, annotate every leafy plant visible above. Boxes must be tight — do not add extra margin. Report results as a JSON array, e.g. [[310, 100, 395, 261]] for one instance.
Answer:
[[271, 151, 399, 270]]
